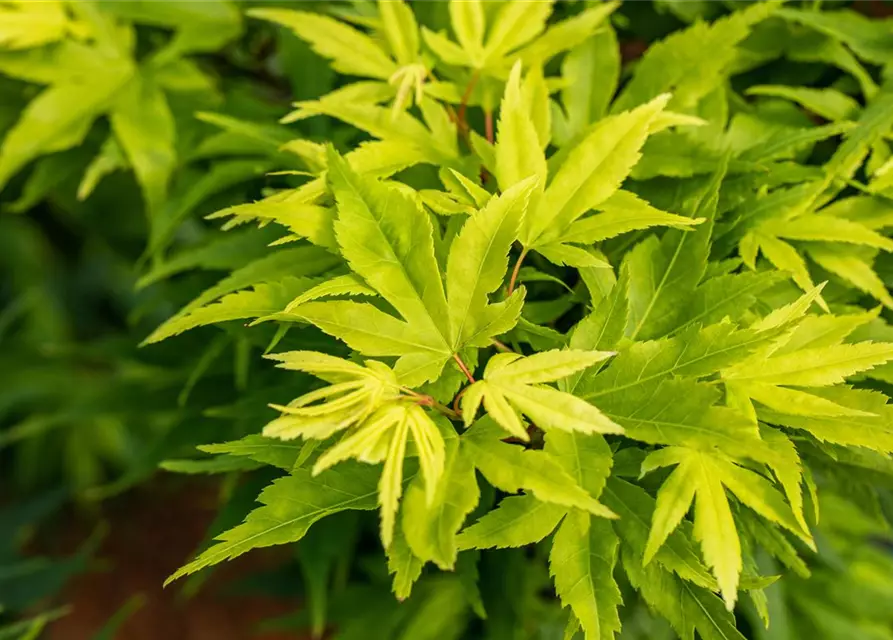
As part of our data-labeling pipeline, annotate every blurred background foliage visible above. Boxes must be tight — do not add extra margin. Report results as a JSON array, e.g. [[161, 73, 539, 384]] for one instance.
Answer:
[[2, 0, 893, 638]]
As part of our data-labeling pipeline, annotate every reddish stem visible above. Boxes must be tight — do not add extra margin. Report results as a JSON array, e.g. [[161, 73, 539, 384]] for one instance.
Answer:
[[484, 110, 494, 144], [453, 353, 476, 384], [452, 387, 468, 416], [507, 248, 529, 296], [457, 71, 480, 135]]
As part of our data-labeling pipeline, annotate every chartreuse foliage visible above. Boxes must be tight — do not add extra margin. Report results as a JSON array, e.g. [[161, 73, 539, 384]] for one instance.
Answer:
[[134, 1, 893, 638]]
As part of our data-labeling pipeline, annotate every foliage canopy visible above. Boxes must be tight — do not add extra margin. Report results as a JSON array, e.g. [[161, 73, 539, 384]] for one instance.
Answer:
[[4, 0, 893, 638]]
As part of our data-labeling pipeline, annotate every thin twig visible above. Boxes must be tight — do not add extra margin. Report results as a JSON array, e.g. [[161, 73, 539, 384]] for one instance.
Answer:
[[452, 387, 468, 416], [484, 110, 494, 144], [453, 353, 476, 384], [457, 71, 481, 135], [491, 339, 514, 353], [507, 248, 529, 296], [403, 388, 461, 420]]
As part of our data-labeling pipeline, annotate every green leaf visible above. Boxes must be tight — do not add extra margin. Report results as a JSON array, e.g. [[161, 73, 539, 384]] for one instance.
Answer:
[[642, 446, 811, 609], [248, 8, 397, 79], [545, 430, 613, 500], [808, 244, 893, 309], [329, 147, 447, 332], [446, 176, 537, 350], [78, 135, 126, 201], [403, 436, 479, 569], [494, 62, 547, 195], [759, 387, 893, 453], [463, 418, 616, 519], [823, 81, 893, 186], [262, 353, 401, 442], [577, 323, 779, 452], [284, 273, 376, 311], [165, 464, 381, 584], [745, 85, 860, 122], [550, 512, 622, 640], [482, 1, 552, 65], [379, 0, 419, 66], [199, 435, 306, 471], [625, 161, 727, 340], [0, 1, 73, 50], [518, 2, 619, 68], [559, 25, 620, 143], [147, 246, 339, 339], [387, 526, 424, 600], [110, 74, 175, 216], [612, 2, 774, 111], [722, 342, 893, 386], [449, 0, 485, 66], [559, 189, 703, 244], [777, 8, 893, 66], [145, 276, 317, 344], [623, 547, 746, 640], [643, 448, 743, 609], [456, 494, 566, 550], [463, 351, 622, 439], [0, 44, 132, 192], [528, 94, 670, 247], [760, 215, 893, 251], [323, 147, 453, 381], [603, 478, 716, 589]]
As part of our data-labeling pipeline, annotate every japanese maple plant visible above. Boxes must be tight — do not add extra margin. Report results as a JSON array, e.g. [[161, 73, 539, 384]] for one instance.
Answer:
[[146, 1, 893, 638]]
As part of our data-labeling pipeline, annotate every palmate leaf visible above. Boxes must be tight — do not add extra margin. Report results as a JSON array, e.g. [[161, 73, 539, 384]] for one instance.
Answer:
[[287, 149, 534, 385], [424, 0, 617, 77], [264, 351, 450, 548], [721, 308, 893, 426], [0, 39, 133, 192], [492, 66, 687, 260], [461, 350, 622, 440], [642, 447, 812, 609], [290, 148, 452, 385], [605, 479, 746, 639], [261, 352, 402, 441], [259, 353, 447, 548], [612, 1, 775, 111]]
